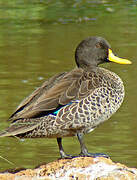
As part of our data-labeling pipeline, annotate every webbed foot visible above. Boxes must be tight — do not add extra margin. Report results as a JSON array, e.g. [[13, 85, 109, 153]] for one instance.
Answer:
[[79, 152, 109, 158], [59, 153, 73, 159], [77, 132, 109, 159]]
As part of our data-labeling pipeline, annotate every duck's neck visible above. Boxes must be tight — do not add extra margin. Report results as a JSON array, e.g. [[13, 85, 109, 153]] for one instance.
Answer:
[[81, 65, 98, 73]]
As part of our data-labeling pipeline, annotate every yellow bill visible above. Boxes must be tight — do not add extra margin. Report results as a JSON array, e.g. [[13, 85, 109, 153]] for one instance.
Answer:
[[108, 49, 132, 64]]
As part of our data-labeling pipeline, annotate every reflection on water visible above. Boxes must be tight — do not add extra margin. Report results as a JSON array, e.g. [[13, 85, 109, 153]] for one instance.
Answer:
[[0, 0, 137, 170]]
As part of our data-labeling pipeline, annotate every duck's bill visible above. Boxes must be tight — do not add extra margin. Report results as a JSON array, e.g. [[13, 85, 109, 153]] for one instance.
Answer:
[[108, 49, 132, 64]]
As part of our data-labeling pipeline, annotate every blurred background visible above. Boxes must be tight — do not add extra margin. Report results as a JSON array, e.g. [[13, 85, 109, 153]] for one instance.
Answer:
[[0, 0, 136, 171]]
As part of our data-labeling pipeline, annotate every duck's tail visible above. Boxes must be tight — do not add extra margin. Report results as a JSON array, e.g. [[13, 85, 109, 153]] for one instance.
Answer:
[[0, 118, 41, 137]]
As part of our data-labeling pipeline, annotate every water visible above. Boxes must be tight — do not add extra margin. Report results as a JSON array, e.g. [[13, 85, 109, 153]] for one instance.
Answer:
[[0, 0, 136, 171]]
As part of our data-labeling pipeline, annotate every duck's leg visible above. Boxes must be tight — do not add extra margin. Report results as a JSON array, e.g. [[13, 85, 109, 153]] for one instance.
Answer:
[[77, 132, 109, 158], [57, 138, 72, 159]]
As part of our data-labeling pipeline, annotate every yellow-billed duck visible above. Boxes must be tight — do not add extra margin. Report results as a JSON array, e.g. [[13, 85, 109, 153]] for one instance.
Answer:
[[0, 37, 132, 158]]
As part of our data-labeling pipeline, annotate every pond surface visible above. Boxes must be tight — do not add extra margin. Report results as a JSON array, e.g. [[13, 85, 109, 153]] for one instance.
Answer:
[[0, 0, 136, 171]]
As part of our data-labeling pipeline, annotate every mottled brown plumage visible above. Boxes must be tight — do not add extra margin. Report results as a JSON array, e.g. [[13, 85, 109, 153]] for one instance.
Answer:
[[0, 37, 131, 158]]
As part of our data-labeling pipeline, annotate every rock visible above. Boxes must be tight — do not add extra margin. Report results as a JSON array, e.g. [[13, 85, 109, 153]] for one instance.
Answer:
[[0, 157, 137, 180]]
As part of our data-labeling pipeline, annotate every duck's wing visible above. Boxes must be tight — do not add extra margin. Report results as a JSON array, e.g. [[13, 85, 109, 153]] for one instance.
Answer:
[[9, 72, 67, 121], [13, 72, 67, 113], [9, 68, 97, 122], [9, 68, 96, 122]]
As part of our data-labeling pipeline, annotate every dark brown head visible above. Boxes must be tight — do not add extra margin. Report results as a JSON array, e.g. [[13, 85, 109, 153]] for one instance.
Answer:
[[75, 36, 131, 69]]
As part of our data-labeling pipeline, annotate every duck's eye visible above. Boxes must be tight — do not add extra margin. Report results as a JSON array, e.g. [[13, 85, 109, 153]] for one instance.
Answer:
[[95, 43, 102, 48]]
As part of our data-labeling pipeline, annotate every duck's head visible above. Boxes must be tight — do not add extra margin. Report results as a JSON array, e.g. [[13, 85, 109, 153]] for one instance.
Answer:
[[75, 36, 132, 69]]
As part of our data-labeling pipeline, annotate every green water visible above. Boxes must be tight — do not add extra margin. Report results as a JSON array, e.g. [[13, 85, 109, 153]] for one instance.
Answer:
[[0, 0, 136, 171]]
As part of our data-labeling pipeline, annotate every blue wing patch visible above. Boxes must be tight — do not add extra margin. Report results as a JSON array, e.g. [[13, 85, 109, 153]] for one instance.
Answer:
[[52, 109, 60, 115], [51, 100, 79, 116]]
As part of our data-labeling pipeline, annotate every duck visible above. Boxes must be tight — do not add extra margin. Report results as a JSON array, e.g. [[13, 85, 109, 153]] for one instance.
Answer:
[[0, 36, 131, 158]]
